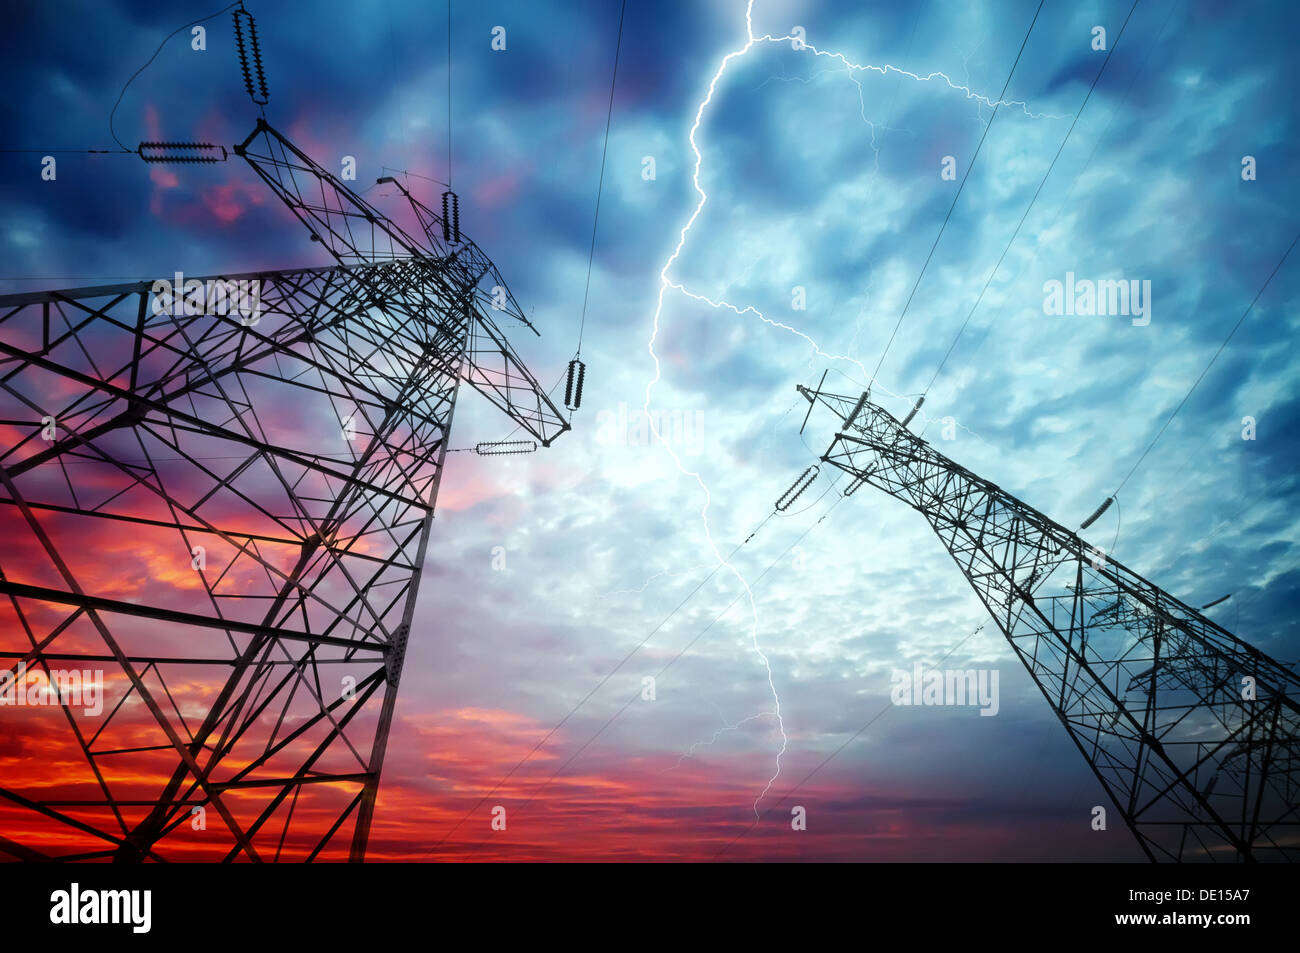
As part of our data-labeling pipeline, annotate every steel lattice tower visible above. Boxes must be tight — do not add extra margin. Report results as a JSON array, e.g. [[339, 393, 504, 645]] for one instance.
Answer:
[[797, 384, 1299, 862], [0, 119, 568, 862]]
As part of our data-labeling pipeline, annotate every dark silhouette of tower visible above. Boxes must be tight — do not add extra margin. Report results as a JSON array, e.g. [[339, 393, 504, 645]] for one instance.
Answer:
[[0, 118, 568, 861], [797, 383, 1298, 862]]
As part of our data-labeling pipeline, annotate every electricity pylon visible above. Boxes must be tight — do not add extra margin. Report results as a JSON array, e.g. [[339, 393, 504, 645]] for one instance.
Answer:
[[797, 384, 1299, 862], [0, 118, 568, 862]]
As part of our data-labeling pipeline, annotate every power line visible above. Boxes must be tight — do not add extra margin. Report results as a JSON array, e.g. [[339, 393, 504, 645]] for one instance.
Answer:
[[502, 491, 847, 829], [0, 149, 131, 155], [446, 0, 452, 191], [1111, 227, 1299, 498], [384, 5, 414, 175], [575, 0, 628, 359], [715, 619, 988, 857], [427, 467, 841, 851], [381, 166, 449, 188], [868, 0, 1046, 388], [427, 500, 779, 852], [108, 1, 244, 150], [935, 0, 1177, 382], [922, 0, 1143, 396]]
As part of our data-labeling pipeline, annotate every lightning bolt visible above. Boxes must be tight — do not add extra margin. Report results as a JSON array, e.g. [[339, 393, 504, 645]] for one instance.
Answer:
[[669, 283, 989, 442], [602, 562, 715, 598], [667, 709, 776, 772], [643, 0, 1056, 819]]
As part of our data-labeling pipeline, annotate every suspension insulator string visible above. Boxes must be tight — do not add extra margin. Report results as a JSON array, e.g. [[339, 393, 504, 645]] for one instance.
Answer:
[[138, 141, 228, 163], [900, 395, 925, 427], [843, 391, 870, 431], [233, 9, 269, 105], [564, 358, 586, 411], [475, 440, 537, 457], [1079, 496, 1114, 530], [775, 466, 818, 512], [441, 190, 461, 244]]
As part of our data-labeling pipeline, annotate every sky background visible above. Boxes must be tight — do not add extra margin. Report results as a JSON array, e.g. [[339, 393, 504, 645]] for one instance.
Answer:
[[2, 0, 1298, 861]]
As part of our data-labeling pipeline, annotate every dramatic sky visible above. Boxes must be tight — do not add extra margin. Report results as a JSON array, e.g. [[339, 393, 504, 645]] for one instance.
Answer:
[[2, 0, 1298, 861]]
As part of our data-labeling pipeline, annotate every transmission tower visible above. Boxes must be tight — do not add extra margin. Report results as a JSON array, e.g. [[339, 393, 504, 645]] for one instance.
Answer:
[[795, 384, 1298, 862], [0, 113, 568, 861]]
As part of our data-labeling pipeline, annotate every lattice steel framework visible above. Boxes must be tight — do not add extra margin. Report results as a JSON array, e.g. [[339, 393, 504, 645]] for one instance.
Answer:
[[799, 384, 1299, 862], [0, 119, 568, 862]]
